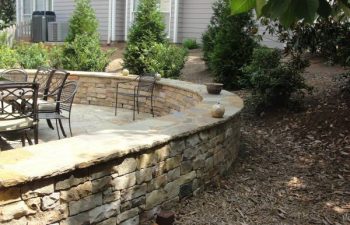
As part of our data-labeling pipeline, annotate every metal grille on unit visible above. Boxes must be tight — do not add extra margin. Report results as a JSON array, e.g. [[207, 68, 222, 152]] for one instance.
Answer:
[[48, 22, 68, 42]]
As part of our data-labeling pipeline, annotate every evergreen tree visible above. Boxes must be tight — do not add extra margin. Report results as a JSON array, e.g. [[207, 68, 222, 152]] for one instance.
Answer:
[[202, 0, 257, 89], [65, 0, 99, 42], [0, 0, 15, 29], [63, 0, 108, 71], [123, 0, 167, 74]]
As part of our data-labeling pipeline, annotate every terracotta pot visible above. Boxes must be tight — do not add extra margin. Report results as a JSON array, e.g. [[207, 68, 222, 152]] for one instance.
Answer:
[[211, 102, 225, 118], [205, 83, 223, 94]]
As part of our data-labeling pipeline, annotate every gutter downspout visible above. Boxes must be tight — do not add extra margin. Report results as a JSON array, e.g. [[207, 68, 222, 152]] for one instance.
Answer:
[[111, 0, 116, 42], [107, 0, 112, 44], [173, 0, 179, 43], [125, 0, 128, 41]]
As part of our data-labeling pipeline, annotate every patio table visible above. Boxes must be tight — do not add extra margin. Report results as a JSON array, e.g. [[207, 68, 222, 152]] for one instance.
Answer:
[[0, 80, 43, 100]]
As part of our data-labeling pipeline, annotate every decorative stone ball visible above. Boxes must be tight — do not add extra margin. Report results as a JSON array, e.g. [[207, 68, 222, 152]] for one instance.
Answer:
[[122, 69, 129, 76], [155, 73, 162, 81], [211, 102, 225, 118]]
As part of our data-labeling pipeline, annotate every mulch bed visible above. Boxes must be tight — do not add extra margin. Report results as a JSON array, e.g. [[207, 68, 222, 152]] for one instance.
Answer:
[[173, 57, 350, 225]]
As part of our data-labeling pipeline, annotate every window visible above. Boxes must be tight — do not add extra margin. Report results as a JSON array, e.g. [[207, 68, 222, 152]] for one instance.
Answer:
[[23, 0, 33, 16], [132, 0, 171, 37], [23, 0, 54, 15]]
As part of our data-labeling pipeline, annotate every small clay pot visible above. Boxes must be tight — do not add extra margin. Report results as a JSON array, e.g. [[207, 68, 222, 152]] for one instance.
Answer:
[[211, 102, 225, 118], [205, 83, 223, 95]]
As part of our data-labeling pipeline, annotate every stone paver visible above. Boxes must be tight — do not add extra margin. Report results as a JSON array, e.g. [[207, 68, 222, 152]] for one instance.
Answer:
[[0, 104, 151, 151]]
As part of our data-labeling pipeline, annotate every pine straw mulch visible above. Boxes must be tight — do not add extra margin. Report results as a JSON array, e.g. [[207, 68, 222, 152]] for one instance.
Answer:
[[173, 58, 350, 225]]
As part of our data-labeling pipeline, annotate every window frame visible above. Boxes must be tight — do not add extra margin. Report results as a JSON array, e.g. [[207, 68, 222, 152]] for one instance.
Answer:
[[131, 0, 172, 38]]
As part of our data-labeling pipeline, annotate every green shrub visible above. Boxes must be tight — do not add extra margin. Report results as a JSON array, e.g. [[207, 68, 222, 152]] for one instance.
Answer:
[[266, 16, 350, 66], [48, 45, 64, 68], [63, 0, 109, 71], [243, 47, 311, 112], [0, 45, 18, 68], [0, 32, 7, 46], [65, 0, 98, 42], [63, 34, 109, 71], [123, 0, 167, 74], [183, 39, 200, 50], [15, 43, 49, 69], [240, 47, 281, 87], [145, 43, 187, 78], [0, 0, 15, 30], [202, 0, 257, 89]]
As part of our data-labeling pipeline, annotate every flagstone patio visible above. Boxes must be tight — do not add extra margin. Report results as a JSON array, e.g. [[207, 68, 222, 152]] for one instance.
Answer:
[[0, 104, 151, 150]]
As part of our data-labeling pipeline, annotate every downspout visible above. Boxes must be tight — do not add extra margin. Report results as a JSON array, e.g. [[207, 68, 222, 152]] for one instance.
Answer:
[[111, 0, 116, 42], [107, 0, 112, 44], [130, 0, 133, 33], [125, 0, 128, 41], [173, 0, 178, 43], [16, 0, 20, 24]]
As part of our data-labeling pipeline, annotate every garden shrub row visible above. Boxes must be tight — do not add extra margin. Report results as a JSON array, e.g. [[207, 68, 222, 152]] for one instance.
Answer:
[[202, 0, 311, 112], [0, 0, 109, 72]]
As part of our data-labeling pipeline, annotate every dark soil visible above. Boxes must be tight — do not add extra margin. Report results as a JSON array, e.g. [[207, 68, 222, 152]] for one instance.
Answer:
[[174, 57, 350, 225]]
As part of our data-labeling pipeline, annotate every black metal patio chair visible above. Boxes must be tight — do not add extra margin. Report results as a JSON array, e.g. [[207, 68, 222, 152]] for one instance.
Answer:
[[115, 73, 156, 120], [34, 67, 70, 130], [0, 69, 28, 82], [38, 81, 78, 139], [0, 82, 39, 146]]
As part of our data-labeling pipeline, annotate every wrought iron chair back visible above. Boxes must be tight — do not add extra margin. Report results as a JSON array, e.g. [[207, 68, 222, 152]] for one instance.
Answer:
[[0, 69, 28, 82], [137, 73, 156, 95], [0, 82, 39, 121], [33, 67, 55, 95], [38, 81, 78, 139], [46, 69, 70, 100], [56, 81, 79, 113]]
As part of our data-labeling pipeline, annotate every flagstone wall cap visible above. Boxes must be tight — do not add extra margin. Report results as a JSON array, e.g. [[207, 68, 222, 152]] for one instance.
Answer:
[[0, 72, 243, 189]]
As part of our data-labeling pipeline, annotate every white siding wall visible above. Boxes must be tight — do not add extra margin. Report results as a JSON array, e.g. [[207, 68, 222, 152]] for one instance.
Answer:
[[177, 0, 215, 43]]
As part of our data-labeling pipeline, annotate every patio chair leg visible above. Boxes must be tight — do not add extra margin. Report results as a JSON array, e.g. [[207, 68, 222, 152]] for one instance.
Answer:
[[137, 96, 140, 114], [25, 131, 33, 145], [34, 126, 38, 144], [46, 119, 55, 130], [21, 133, 26, 147], [59, 119, 67, 138], [115, 91, 118, 116], [56, 119, 61, 140], [69, 118, 73, 137], [133, 95, 136, 121], [151, 96, 154, 117]]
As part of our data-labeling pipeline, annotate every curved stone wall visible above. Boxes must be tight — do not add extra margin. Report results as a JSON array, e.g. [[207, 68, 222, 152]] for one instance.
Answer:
[[0, 71, 243, 225]]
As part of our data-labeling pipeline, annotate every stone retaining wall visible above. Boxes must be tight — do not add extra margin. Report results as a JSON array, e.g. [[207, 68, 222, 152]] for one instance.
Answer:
[[27, 71, 203, 116], [0, 71, 243, 225]]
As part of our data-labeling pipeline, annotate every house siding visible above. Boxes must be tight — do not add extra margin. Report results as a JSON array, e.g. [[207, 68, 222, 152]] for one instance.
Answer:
[[54, 0, 109, 41], [115, 0, 125, 41], [177, 0, 215, 43]]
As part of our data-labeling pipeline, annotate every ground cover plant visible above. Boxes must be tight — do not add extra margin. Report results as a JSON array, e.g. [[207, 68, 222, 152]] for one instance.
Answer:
[[14, 43, 49, 69], [123, 0, 187, 78], [183, 38, 200, 50], [202, 0, 257, 89], [0, 44, 18, 68]]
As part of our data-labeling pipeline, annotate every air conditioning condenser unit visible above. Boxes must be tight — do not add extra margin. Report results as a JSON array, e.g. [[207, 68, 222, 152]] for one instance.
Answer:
[[48, 22, 68, 42]]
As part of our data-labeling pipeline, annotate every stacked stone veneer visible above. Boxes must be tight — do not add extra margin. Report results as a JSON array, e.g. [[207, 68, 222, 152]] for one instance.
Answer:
[[28, 71, 203, 116], [0, 70, 243, 225]]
